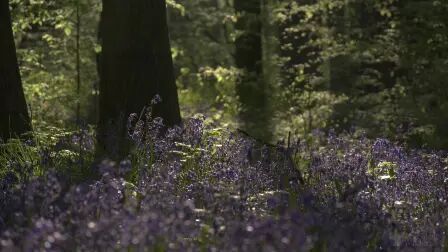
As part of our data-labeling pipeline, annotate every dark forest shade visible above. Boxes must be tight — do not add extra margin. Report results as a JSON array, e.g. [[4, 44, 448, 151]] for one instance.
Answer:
[[234, 0, 270, 141], [97, 0, 181, 159], [0, 0, 31, 141]]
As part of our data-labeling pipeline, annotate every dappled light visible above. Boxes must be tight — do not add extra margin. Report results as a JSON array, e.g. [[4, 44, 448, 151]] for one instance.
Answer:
[[1, 0, 448, 250]]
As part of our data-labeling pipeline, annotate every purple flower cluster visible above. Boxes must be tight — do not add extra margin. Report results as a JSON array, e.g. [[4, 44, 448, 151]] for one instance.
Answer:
[[1, 116, 448, 251]]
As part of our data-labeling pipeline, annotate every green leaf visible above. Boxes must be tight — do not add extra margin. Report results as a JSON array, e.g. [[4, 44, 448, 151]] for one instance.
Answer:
[[64, 27, 72, 36]]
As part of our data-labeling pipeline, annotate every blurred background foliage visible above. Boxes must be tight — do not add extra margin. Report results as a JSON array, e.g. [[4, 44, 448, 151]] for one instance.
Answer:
[[9, 0, 448, 149]]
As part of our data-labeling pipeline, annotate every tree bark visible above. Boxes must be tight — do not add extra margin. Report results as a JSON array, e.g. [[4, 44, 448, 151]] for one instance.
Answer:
[[0, 0, 31, 142], [97, 0, 181, 159], [234, 0, 270, 141]]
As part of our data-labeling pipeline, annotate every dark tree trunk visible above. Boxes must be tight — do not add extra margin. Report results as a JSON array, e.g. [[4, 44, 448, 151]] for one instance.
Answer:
[[0, 0, 31, 142], [97, 0, 181, 159], [234, 0, 269, 140]]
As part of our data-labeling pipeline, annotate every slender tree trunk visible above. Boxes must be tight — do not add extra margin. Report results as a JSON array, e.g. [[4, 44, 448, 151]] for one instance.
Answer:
[[0, 0, 31, 142], [97, 0, 181, 159], [75, 0, 81, 125], [234, 0, 270, 141]]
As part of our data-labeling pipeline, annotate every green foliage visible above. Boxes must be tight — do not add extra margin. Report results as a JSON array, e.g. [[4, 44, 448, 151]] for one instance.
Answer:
[[368, 161, 398, 181], [0, 126, 95, 183], [0, 139, 40, 180], [275, 0, 448, 148], [7, 0, 448, 162], [168, 0, 239, 127], [11, 0, 101, 128]]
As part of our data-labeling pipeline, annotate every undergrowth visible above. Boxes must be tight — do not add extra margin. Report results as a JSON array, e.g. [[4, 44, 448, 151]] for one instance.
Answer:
[[1, 114, 448, 251]]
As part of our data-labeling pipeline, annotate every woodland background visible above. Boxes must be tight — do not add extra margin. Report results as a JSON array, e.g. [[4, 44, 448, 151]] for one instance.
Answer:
[[7, 0, 448, 148]]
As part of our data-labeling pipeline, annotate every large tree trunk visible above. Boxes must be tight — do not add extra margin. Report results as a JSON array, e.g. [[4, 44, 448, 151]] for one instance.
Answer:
[[0, 0, 31, 142], [97, 0, 181, 159], [234, 0, 270, 141]]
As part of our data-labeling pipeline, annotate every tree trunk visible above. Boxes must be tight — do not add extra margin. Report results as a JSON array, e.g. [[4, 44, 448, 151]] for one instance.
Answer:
[[0, 0, 31, 142], [234, 0, 270, 141], [97, 0, 181, 159]]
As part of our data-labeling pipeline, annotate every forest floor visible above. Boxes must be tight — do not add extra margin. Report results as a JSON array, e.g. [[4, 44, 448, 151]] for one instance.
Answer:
[[1, 116, 447, 251]]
